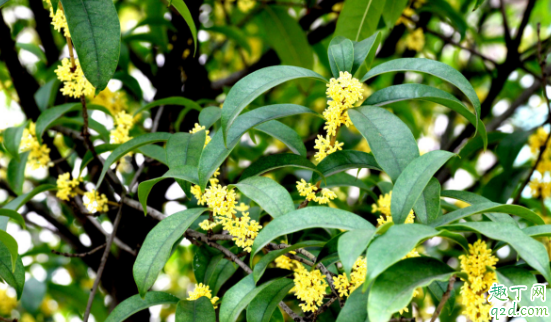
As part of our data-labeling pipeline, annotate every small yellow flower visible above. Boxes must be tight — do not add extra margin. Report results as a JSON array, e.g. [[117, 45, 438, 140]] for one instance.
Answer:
[[56, 173, 82, 201], [292, 266, 328, 313], [44, 0, 70, 38], [314, 188, 337, 205], [110, 111, 134, 144], [296, 179, 318, 201], [334, 257, 367, 297], [55, 58, 95, 98], [275, 251, 299, 270], [20, 122, 52, 169], [187, 283, 219, 308], [189, 123, 211, 146], [92, 89, 127, 115], [529, 127, 548, 154], [314, 135, 343, 162], [405, 28, 425, 52], [0, 288, 17, 314], [237, 0, 255, 12], [83, 190, 109, 213], [372, 191, 415, 225], [225, 212, 262, 252], [396, 7, 415, 26]]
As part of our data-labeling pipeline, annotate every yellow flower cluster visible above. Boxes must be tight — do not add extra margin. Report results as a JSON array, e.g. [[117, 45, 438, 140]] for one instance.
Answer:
[[44, 0, 70, 38], [528, 128, 551, 199], [293, 265, 328, 312], [275, 251, 299, 270], [529, 178, 551, 199], [396, 0, 426, 27], [56, 173, 82, 201], [187, 283, 219, 308], [333, 257, 367, 297], [92, 89, 127, 116], [0, 288, 17, 315], [20, 122, 52, 169], [371, 191, 415, 226], [189, 123, 211, 146], [110, 111, 134, 144], [83, 190, 109, 213], [405, 28, 425, 52], [237, 0, 255, 12], [459, 240, 498, 322], [55, 58, 95, 98], [296, 179, 337, 205], [314, 72, 363, 161], [225, 211, 262, 252]]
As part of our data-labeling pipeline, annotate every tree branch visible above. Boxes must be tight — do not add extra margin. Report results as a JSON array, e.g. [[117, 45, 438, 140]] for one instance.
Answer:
[[430, 275, 456, 322]]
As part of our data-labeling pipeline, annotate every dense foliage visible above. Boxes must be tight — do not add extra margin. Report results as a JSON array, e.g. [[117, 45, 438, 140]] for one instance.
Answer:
[[0, 0, 551, 321]]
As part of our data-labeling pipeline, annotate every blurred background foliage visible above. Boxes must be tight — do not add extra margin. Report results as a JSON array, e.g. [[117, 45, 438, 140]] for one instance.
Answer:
[[0, 0, 550, 321]]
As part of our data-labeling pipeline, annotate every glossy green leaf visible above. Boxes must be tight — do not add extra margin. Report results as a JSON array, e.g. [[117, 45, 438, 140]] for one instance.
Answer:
[[171, 0, 197, 54], [105, 292, 180, 322], [496, 130, 532, 170], [2, 184, 57, 213], [314, 150, 381, 179], [321, 172, 372, 191], [113, 72, 143, 99], [0, 242, 24, 299], [0, 0, 10, 8], [200, 105, 319, 189], [220, 66, 325, 143], [207, 26, 251, 54], [391, 150, 455, 224], [232, 176, 295, 218], [328, 36, 355, 78], [134, 96, 201, 117], [166, 132, 206, 168], [368, 257, 454, 322], [204, 254, 238, 295], [21, 278, 46, 313], [430, 202, 544, 227], [175, 297, 215, 322], [252, 240, 324, 283], [79, 144, 118, 175], [250, 207, 374, 265], [258, 6, 314, 69], [352, 31, 381, 75], [254, 120, 307, 156], [7, 151, 28, 195], [240, 154, 320, 182], [334, 0, 385, 41], [441, 222, 551, 283], [364, 84, 487, 148], [361, 58, 482, 134], [473, 0, 485, 10], [349, 106, 419, 182], [219, 276, 279, 322], [414, 178, 441, 224], [138, 144, 168, 165], [60, 0, 120, 91], [422, 0, 467, 39], [34, 79, 60, 111], [440, 190, 517, 224], [3, 122, 27, 160], [0, 209, 26, 228], [246, 278, 294, 322], [0, 230, 18, 270], [97, 132, 172, 186], [35, 103, 80, 144], [382, 0, 409, 27], [336, 285, 369, 322], [199, 106, 222, 129], [134, 208, 207, 297], [339, 229, 375, 279], [16, 43, 46, 63]]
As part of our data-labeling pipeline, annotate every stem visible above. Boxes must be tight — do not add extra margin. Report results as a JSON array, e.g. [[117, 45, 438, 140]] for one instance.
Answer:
[[430, 275, 456, 322], [51, 243, 106, 258]]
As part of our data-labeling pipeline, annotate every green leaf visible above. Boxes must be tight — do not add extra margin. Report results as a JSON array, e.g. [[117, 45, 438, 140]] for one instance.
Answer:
[[427, 280, 456, 317], [0, 0, 10, 8], [133, 208, 207, 297], [0, 230, 18, 271], [0, 242, 24, 299], [364, 84, 487, 148], [252, 240, 324, 283], [473, 0, 485, 10], [200, 105, 319, 189], [16, 43, 47, 63], [414, 178, 441, 224], [321, 172, 372, 191], [21, 278, 46, 314], [246, 278, 294, 322], [34, 79, 61, 111], [441, 222, 551, 283], [352, 31, 381, 75], [3, 184, 57, 212], [382, 0, 408, 27], [175, 297, 216, 322], [430, 202, 544, 227], [391, 150, 455, 224], [3, 122, 27, 160], [336, 285, 369, 322], [7, 151, 29, 195], [339, 229, 376, 279], [254, 121, 307, 156], [496, 130, 532, 170], [258, 6, 314, 69], [232, 176, 295, 218], [334, 0, 385, 41], [421, 0, 467, 39], [203, 254, 238, 295], [138, 144, 168, 165], [250, 207, 374, 265], [113, 72, 143, 99], [35, 103, 80, 144], [0, 209, 26, 228], [48, 283, 107, 321], [219, 276, 280, 322], [440, 190, 517, 225], [314, 150, 381, 179], [170, 0, 197, 55], [368, 257, 454, 322], [60, 0, 120, 91], [97, 132, 172, 186], [105, 292, 180, 322], [522, 225, 551, 238], [240, 154, 321, 182], [221, 66, 326, 143], [134, 96, 201, 117], [328, 36, 355, 78], [199, 106, 222, 129], [138, 166, 199, 215], [79, 144, 118, 175], [166, 132, 205, 169], [349, 106, 419, 182], [207, 26, 251, 54]]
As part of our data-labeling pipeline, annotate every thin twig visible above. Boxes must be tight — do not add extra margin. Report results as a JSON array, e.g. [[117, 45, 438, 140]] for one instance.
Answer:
[[0, 317, 17, 322], [82, 191, 126, 322], [430, 275, 456, 322], [52, 243, 106, 258]]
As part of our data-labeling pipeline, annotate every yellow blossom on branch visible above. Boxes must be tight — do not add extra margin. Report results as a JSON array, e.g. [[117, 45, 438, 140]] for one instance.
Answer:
[[275, 251, 299, 270], [187, 283, 219, 308], [55, 58, 95, 98], [333, 257, 367, 297], [20, 122, 52, 169], [110, 111, 134, 144], [405, 28, 425, 51], [44, 0, 70, 38], [92, 89, 127, 115], [313, 135, 344, 161], [292, 265, 328, 313], [83, 190, 109, 213], [56, 173, 82, 201], [225, 212, 262, 252], [0, 288, 17, 315]]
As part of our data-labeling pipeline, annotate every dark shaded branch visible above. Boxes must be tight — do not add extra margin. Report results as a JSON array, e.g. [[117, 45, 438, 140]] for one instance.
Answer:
[[52, 243, 106, 258], [430, 275, 456, 322], [28, 0, 60, 66]]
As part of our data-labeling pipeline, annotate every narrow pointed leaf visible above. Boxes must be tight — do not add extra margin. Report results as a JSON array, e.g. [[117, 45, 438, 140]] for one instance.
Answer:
[[314, 150, 381, 179], [0, 209, 25, 228], [246, 278, 294, 322], [239, 154, 321, 181], [175, 297, 215, 322], [7, 152, 29, 195], [170, 0, 197, 54], [413, 178, 441, 224], [382, 0, 409, 26], [134, 97, 201, 116], [254, 120, 307, 156], [328, 36, 355, 77], [232, 176, 295, 218], [336, 285, 369, 322], [220, 276, 280, 322], [0, 230, 18, 270], [352, 31, 381, 75], [339, 229, 376, 279], [105, 292, 180, 322], [35, 103, 81, 144], [3, 122, 27, 160], [334, 0, 385, 41], [0, 242, 25, 299], [138, 144, 167, 165], [199, 106, 222, 129], [440, 190, 517, 225]]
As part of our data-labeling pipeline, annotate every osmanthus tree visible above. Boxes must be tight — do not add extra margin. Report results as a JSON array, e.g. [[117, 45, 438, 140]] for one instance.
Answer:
[[1, 0, 551, 321]]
